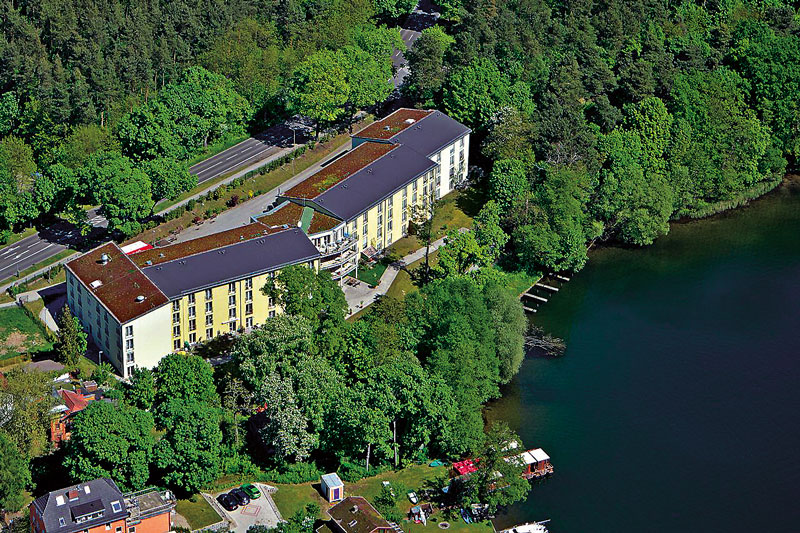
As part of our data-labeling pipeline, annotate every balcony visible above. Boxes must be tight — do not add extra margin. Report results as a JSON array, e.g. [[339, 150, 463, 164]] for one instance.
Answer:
[[321, 248, 359, 271], [317, 234, 357, 258]]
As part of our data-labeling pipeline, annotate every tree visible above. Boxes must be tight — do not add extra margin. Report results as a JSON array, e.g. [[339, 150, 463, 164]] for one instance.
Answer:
[[0, 369, 55, 458], [90, 363, 114, 387], [433, 230, 488, 278], [0, 430, 30, 512], [0, 92, 19, 136], [287, 50, 349, 137], [371, 0, 416, 18], [126, 367, 155, 411], [483, 283, 526, 384], [339, 46, 393, 130], [408, 189, 439, 283], [0, 136, 36, 191], [442, 58, 534, 131], [139, 157, 196, 210], [155, 400, 222, 494], [80, 151, 153, 236], [153, 352, 218, 425], [482, 108, 538, 161], [255, 373, 316, 462], [473, 200, 509, 263], [64, 401, 155, 491], [55, 304, 87, 371], [464, 422, 530, 513], [488, 159, 529, 213], [405, 27, 454, 104]]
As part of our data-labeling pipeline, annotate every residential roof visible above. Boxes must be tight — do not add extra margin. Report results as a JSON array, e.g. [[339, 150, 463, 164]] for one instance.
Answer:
[[283, 142, 398, 200], [530, 448, 550, 462], [321, 473, 343, 488], [131, 222, 284, 268], [387, 110, 471, 157], [31, 478, 127, 533], [60, 389, 89, 414], [328, 497, 391, 533], [310, 143, 436, 221], [142, 228, 320, 299], [355, 108, 434, 140], [66, 243, 169, 324]]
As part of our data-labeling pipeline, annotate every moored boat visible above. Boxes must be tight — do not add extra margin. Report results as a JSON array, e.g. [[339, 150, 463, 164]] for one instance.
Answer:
[[497, 521, 550, 533]]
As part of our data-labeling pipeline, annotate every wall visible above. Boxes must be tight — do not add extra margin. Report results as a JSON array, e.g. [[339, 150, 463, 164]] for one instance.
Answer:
[[124, 305, 172, 374], [129, 513, 170, 533]]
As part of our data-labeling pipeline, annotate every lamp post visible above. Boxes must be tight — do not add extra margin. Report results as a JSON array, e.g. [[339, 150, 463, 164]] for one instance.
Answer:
[[289, 126, 299, 176]]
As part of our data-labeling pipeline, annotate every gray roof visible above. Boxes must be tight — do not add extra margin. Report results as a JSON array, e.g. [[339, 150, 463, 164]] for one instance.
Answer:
[[142, 228, 321, 299], [31, 478, 127, 533], [365, 110, 471, 157], [321, 473, 343, 488], [313, 144, 436, 221]]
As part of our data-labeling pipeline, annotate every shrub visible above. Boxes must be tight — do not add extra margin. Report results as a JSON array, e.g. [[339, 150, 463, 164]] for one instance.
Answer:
[[261, 462, 321, 484], [338, 461, 392, 482], [227, 195, 240, 207], [186, 199, 196, 211]]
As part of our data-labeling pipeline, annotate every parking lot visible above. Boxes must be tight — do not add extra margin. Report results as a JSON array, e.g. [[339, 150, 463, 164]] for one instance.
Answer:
[[208, 484, 283, 532]]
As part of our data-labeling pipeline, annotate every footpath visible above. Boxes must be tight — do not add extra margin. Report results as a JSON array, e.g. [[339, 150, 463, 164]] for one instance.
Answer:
[[343, 236, 447, 316]]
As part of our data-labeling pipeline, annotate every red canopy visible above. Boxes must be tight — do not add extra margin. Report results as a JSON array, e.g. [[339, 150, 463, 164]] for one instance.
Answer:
[[453, 459, 478, 475]]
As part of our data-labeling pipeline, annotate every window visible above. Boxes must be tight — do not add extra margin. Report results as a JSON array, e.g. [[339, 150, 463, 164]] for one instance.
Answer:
[[126, 352, 134, 363], [125, 325, 133, 337], [387, 207, 393, 220], [172, 301, 179, 312], [59, 519, 66, 528], [205, 288, 213, 300], [206, 327, 213, 339], [189, 333, 196, 344], [377, 214, 382, 226], [246, 317, 253, 328], [172, 312, 179, 324], [205, 314, 213, 326], [377, 227, 382, 240], [129, 528, 136, 533], [246, 290, 252, 302], [104, 524, 109, 530], [189, 319, 196, 331], [412, 191, 417, 203], [229, 322, 237, 332], [174, 339, 181, 351], [228, 308, 236, 319], [459, 137, 464, 148], [229, 295, 236, 306], [245, 303, 253, 315], [125, 338, 134, 350], [245, 278, 253, 289], [111, 501, 122, 513], [387, 221, 392, 233], [116, 527, 123, 533], [412, 181, 417, 191], [377, 203, 383, 214], [173, 325, 180, 337], [268, 297, 275, 307], [205, 302, 213, 313], [402, 210, 407, 223], [188, 306, 196, 318], [187, 294, 195, 304], [269, 310, 276, 318], [363, 235, 368, 248], [228, 282, 236, 293]]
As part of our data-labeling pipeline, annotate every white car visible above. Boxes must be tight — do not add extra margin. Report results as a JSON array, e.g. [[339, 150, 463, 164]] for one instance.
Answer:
[[408, 491, 419, 504]]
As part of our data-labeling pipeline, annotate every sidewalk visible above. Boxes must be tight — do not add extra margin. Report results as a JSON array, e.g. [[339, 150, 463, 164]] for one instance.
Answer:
[[344, 236, 447, 316]]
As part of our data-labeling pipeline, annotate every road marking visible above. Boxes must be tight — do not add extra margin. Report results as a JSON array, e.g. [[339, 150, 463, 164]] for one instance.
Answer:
[[0, 246, 19, 256], [197, 145, 279, 181]]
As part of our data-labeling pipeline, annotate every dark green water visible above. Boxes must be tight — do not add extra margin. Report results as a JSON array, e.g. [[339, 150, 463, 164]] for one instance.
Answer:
[[487, 183, 800, 532]]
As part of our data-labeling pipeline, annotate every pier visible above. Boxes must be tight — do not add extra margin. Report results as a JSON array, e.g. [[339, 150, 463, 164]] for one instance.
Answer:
[[519, 272, 574, 313]]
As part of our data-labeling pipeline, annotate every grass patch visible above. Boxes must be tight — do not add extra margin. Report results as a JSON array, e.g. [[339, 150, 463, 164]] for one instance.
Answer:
[[389, 190, 477, 258], [0, 307, 53, 360], [356, 260, 389, 286], [186, 133, 251, 168], [0, 249, 77, 288], [273, 465, 492, 533], [175, 496, 222, 530], [0, 270, 66, 304]]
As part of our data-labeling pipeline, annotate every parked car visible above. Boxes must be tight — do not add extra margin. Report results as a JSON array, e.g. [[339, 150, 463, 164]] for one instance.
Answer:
[[229, 487, 251, 506], [241, 483, 261, 500], [217, 493, 239, 512], [408, 491, 419, 504]]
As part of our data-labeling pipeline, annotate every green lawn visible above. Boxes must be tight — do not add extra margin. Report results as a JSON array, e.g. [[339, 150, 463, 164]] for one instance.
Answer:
[[175, 496, 222, 530], [272, 465, 492, 533], [0, 307, 53, 360], [356, 260, 389, 286]]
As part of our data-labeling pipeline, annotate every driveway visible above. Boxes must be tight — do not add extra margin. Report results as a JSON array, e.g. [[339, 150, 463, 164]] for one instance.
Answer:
[[208, 484, 283, 533]]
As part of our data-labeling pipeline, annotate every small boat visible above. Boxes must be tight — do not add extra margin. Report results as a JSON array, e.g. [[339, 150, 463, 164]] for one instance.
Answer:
[[408, 491, 418, 504], [498, 521, 550, 533]]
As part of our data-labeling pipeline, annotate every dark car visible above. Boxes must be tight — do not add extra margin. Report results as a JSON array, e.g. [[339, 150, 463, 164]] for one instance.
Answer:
[[217, 493, 239, 512], [229, 487, 250, 506]]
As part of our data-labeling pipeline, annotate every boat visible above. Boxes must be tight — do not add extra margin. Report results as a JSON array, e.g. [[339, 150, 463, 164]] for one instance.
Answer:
[[497, 521, 550, 533]]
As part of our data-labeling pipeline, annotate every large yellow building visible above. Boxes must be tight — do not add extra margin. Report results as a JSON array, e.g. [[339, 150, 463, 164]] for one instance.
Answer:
[[64, 108, 470, 376]]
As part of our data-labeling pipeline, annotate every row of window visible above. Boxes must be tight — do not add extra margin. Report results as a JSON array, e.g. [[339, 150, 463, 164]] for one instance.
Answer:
[[172, 312, 275, 350]]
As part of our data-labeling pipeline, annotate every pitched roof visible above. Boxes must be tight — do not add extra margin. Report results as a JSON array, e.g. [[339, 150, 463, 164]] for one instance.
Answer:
[[328, 497, 391, 533], [310, 144, 436, 221], [142, 228, 321, 299], [65, 243, 169, 324], [59, 389, 89, 414], [256, 202, 343, 236], [282, 142, 398, 200], [386, 110, 471, 156], [31, 478, 127, 533], [355, 108, 434, 140]]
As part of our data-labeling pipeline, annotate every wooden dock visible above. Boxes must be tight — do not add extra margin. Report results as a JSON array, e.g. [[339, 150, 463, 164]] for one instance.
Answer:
[[519, 272, 574, 313]]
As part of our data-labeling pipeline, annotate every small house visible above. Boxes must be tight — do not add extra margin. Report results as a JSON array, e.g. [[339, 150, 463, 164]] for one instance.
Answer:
[[321, 473, 344, 503], [318, 496, 394, 533]]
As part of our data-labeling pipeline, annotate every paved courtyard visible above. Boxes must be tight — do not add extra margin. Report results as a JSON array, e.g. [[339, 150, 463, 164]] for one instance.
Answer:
[[207, 484, 283, 533]]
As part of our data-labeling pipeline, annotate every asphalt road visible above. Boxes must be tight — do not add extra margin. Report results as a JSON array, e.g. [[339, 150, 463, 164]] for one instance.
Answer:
[[391, 0, 440, 87], [189, 124, 309, 184], [0, 210, 107, 284]]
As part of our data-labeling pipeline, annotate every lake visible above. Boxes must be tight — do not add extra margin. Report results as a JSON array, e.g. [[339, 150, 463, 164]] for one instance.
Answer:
[[487, 181, 800, 532]]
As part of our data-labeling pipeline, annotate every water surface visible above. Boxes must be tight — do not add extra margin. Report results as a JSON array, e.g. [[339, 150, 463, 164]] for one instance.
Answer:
[[488, 183, 800, 532]]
